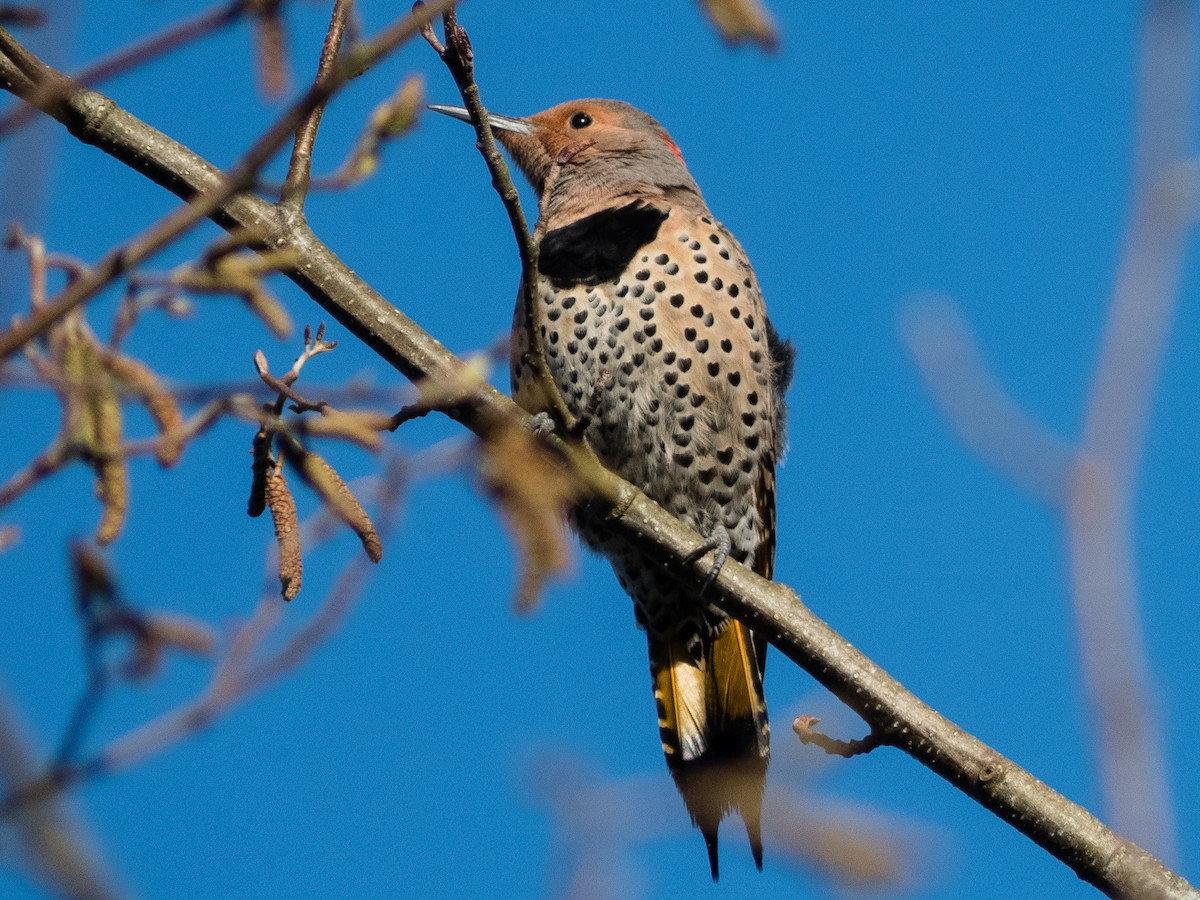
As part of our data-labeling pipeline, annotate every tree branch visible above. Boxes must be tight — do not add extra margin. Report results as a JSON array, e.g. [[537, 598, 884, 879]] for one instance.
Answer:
[[1, 27, 1195, 900]]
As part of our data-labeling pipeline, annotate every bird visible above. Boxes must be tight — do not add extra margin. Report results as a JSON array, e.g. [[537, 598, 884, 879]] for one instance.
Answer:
[[431, 98, 794, 880]]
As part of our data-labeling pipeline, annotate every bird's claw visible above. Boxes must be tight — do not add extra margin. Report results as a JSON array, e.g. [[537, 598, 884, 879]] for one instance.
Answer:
[[683, 524, 731, 598], [525, 411, 557, 439]]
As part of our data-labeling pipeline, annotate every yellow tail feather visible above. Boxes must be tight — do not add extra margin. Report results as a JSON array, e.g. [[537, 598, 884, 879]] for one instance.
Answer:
[[650, 620, 769, 879]]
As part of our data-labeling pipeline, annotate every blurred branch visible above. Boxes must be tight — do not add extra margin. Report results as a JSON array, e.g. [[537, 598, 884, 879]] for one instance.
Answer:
[[901, 294, 1075, 507], [0, 6, 42, 28], [0, 458, 407, 823], [0, 0, 457, 362], [901, 0, 1193, 865], [0, 685, 124, 900], [0, 0, 249, 137], [1, 22, 1195, 900]]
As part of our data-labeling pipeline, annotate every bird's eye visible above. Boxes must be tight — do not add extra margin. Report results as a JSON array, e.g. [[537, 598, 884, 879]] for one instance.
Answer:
[[569, 111, 593, 129]]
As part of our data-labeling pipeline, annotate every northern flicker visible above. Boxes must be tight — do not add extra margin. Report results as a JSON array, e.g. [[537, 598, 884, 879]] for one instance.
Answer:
[[431, 98, 794, 879]]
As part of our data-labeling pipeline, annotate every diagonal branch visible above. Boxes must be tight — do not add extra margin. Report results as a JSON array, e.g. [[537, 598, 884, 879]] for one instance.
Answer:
[[0, 29, 1196, 900]]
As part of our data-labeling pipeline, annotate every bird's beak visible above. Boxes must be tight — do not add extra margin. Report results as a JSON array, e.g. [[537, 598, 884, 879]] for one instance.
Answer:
[[427, 104, 535, 135]]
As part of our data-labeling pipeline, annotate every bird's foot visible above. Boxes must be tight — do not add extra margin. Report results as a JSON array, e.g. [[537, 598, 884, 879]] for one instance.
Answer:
[[683, 524, 731, 598], [524, 412, 557, 440]]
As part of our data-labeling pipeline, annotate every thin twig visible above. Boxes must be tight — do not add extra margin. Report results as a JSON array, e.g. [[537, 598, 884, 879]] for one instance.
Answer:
[[0, 0, 249, 137], [280, 0, 354, 210], [792, 716, 883, 759], [422, 9, 572, 429], [0, 0, 456, 362]]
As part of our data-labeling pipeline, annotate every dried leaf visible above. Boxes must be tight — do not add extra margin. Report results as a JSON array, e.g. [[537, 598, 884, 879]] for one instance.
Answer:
[[105, 352, 185, 466], [697, 0, 779, 50], [343, 74, 425, 182], [142, 611, 218, 658], [410, 353, 492, 414], [282, 442, 382, 563], [265, 462, 302, 600], [243, 283, 293, 340], [300, 409, 393, 450], [172, 251, 297, 339], [0, 525, 19, 552], [479, 424, 580, 611]]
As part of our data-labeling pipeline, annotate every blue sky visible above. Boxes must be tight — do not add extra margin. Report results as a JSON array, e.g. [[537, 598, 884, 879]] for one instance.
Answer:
[[2, 1, 1199, 898]]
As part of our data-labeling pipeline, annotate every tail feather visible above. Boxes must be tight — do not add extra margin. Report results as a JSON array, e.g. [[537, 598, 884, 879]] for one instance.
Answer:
[[650, 620, 769, 880]]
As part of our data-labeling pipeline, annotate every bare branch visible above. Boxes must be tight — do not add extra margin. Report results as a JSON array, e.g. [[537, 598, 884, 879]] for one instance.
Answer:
[[792, 716, 883, 759], [280, 0, 353, 208]]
